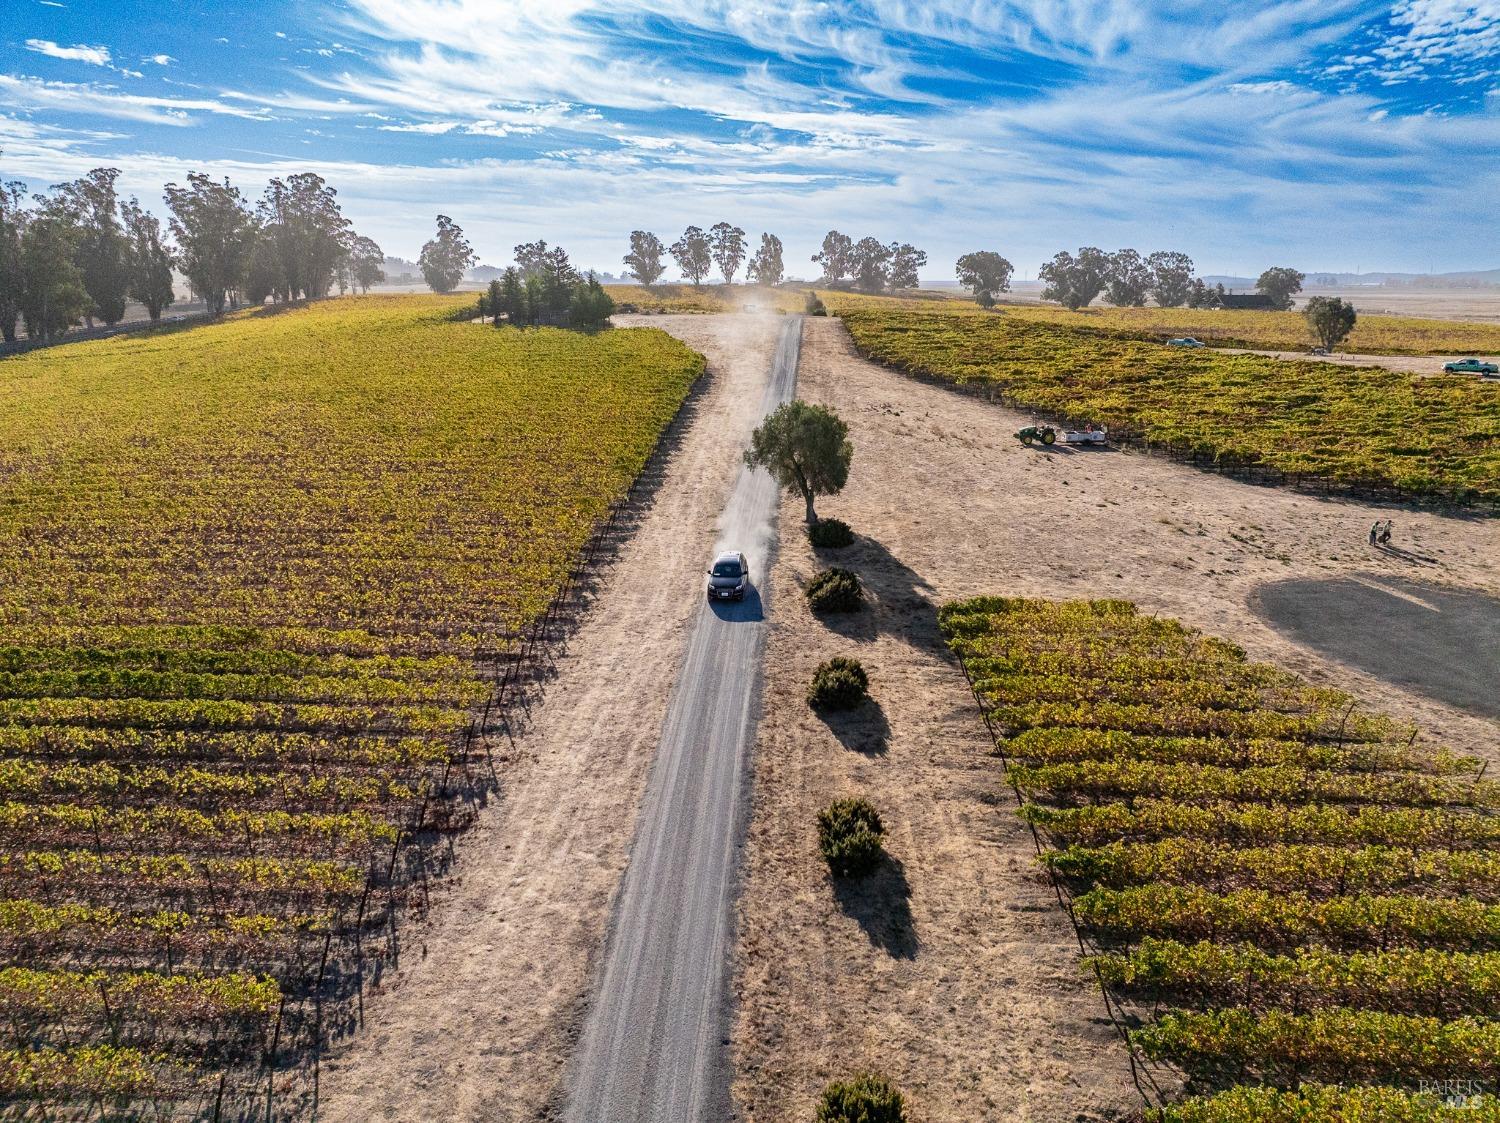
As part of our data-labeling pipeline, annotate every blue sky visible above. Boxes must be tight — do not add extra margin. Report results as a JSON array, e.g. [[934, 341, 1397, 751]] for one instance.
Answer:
[[1, 0, 1497, 279]]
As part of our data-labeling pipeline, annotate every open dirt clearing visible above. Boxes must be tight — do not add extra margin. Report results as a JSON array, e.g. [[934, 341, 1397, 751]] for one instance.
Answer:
[[316, 313, 783, 1122], [730, 315, 1500, 1122]]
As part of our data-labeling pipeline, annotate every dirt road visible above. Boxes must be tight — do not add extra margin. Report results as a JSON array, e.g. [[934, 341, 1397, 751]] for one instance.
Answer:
[[1216, 347, 1482, 375], [565, 317, 800, 1122], [316, 314, 784, 1122]]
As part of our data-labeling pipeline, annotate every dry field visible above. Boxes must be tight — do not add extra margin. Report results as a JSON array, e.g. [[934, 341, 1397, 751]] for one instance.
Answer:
[[729, 315, 1500, 1121]]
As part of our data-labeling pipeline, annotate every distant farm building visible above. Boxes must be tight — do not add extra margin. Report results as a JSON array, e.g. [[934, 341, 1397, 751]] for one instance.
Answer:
[[1219, 293, 1277, 310]]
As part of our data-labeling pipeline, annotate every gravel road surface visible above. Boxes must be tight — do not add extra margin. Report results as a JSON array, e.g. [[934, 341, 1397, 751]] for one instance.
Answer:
[[565, 316, 801, 1122]]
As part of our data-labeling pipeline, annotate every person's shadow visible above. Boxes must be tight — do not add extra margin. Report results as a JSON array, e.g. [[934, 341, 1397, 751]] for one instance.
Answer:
[[1374, 542, 1438, 566], [831, 855, 917, 959]]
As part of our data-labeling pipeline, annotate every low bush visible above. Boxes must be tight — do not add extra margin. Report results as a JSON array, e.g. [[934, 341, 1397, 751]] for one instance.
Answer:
[[805, 291, 828, 316], [816, 1073, 907, 1122], [806, 567, 863, 614], [808, 657, 869, 710], [808, 518, 855, 549], [817, 797, 885, 877]]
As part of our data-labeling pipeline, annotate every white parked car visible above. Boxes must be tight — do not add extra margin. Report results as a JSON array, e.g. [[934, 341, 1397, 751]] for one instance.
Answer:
[[1166, 337, 1205, 348]]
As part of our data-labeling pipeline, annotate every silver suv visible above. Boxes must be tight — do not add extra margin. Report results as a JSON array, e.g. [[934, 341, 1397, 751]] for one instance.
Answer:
[[706, 551, 750, 601]]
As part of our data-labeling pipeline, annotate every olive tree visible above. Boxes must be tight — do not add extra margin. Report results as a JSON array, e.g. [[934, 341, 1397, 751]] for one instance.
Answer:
[[744, 400, 852, 524], [1303, 296, 1357, 351]]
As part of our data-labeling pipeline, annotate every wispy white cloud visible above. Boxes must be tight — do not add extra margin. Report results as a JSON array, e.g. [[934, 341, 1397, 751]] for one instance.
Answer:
[[0, 75, 271, 126], [25, 38, 112, 66], [145, 53, 175, 66]]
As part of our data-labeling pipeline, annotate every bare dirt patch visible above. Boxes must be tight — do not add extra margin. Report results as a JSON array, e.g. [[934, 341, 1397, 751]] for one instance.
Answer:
[[316, 314, 781, 1122], [731, 315, 1500, 1122]]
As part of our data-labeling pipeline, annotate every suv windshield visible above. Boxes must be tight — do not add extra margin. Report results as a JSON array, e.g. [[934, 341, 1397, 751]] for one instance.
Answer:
[[712, 561, 742, 578]]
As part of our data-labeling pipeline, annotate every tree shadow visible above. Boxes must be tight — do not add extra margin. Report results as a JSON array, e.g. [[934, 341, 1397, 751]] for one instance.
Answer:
[[831, 855, 917, 959], [816, 697, 890, 756]]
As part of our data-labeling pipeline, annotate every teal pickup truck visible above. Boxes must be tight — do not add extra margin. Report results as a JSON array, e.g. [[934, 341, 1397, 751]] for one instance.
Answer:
[[1444, 358, 1499, 376]]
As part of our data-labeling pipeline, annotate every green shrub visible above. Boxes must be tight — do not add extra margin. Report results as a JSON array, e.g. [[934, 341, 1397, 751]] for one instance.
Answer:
[[817, 797, 885, 877], [806, 567, 863, 614], [808, 517, 855, 549], [816, 1073, 907, 1122], [805, 291, 828, 316], [808, 657, 869, 710]]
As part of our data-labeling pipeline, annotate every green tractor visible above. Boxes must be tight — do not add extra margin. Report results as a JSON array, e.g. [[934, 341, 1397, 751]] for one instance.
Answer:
[[1015, 424, 1056, 446]]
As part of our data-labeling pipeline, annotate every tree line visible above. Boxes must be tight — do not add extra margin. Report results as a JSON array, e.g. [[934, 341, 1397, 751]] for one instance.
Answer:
[[616, 225, 927, 294], [416, 218, 614, 330], [0, 157, 385, 344], [619, 224, 787, 288], [952, 246, 1311, 313]]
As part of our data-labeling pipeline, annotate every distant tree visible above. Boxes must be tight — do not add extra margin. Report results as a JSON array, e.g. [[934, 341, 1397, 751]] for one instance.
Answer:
[[348, 235, 385, 293], [418, 214, 474, 294], [954, 250, 1014, 308], [886, 242, 926, 290], [1103, 248, 1151, 307], [1039, 246, 1111, 310], [1303, 296, 1357, 351], [744, 399, 853, 524], [482, 277, 502, 321], [1184, 277, 1221, 309], [522, 273, 545, 325], [119, 197, 175, 321], [1256, 266, 1305, 311], [52, 167, 130, 326], [0, 175, 28, 342], [622, 230, 667, 286], [746, 232, 784, 286], [812, 230, 853, 286], [1146, 251, 1195, 308], [257, 173, 349, 301], [17, 202, 89, 342], [498, 266, 526, 326], [164, 173, 256, 314], [670, 225, 712, 287], [709, 222, 747, 285], [514, 239, 580, 312], [850, 237, 891, 293], [569, 272, 615, 329], [242, 228, 278, 305]]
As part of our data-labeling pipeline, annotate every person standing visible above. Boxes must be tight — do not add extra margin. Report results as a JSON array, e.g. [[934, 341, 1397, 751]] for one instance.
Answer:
[[1369, 522, 1379, 546]]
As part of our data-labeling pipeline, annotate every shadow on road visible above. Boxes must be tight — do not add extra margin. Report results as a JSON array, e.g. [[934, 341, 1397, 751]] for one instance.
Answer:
[[832, 856, 917, 959], [817, 697, 891, 756], [707, 585, 765, 623]]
